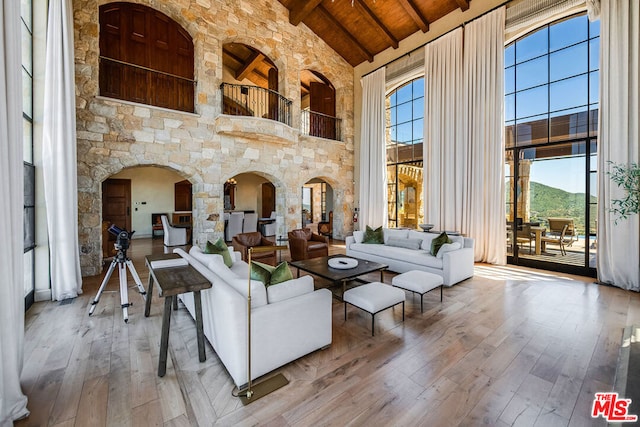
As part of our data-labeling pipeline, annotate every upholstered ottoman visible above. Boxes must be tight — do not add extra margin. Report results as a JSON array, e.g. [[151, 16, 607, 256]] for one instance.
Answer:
[[343, 282, 405, 336], [392, 270, 443, 313]]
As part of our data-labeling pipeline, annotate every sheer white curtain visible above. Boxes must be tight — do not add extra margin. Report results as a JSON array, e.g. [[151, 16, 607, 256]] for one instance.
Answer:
[[462, 8, 507, 264], [43, 0, 82, 300], [424, 28, 464, 231], [359, 68, 388, 229], [597, 0, 640, 291], [0, 2, 30, 425]]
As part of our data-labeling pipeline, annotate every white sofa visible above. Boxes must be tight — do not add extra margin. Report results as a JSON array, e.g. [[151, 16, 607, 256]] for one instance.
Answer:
[[173, 246, 332, 388], [345, 228, 474, 286]]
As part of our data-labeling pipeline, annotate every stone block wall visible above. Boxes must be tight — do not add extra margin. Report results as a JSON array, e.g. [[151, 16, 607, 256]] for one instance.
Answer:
[[74, 0, 355, 276]]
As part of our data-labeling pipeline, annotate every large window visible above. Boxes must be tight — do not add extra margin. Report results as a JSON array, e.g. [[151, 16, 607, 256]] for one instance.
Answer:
[[505, 14, 598, 276], [99, 2, 195, 112], [386, 77, 424, 229], [22, 0, 35, 309]]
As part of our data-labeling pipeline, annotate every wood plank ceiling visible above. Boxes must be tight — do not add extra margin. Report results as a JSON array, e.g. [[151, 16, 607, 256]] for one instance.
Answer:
[[278, 0, 471, 67]]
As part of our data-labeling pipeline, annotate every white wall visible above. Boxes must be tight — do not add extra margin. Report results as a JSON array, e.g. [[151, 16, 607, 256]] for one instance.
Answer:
[[233, 173, 270, 213], [111, 167, 186, 237]]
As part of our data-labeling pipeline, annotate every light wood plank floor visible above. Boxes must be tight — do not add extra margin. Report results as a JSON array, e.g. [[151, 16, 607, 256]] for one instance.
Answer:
[[16, 238, 640, 427]]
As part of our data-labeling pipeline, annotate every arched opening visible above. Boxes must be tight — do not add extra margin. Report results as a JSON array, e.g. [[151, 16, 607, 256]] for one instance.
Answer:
[[222, 43, 290, 124], [224, 172, 278, 242], [102, 166, 191, 258], [302, 178, 334, 238], [300, 70, 339, 140]]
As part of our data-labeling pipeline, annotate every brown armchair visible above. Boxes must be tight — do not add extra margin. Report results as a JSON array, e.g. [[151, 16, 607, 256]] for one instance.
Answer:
[[232, 232, 276, 265], [288, 228, 329, 261]]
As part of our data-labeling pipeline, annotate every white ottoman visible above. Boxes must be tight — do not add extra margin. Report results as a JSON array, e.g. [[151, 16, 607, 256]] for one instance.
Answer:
[[392, 270, 443, 313], [343, 282, 405, 336]]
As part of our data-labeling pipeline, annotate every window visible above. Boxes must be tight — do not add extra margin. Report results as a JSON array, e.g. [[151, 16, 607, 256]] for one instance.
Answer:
[[505, 14, 598, 276], [386, 78, 424, 229], [99, 2, 195, 112], [22, 0, 35, 309]]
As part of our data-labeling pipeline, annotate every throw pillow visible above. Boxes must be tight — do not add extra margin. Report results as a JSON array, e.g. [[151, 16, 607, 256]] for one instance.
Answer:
[[250, 261, 294, 286], [204, 238, 233, 267], [430, 232, 452, 256], [435, 242, 462, 259], [363, 225, 384, 244], [386, 237, 423, 250]]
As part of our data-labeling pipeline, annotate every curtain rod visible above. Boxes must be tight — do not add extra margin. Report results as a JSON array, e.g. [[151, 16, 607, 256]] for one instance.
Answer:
[[360, 0, 511, 79]]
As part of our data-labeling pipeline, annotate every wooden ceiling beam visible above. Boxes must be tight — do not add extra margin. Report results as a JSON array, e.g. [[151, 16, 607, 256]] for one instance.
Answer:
[[316, 5, 374, 63], [455, 0, 470, 12], [398, 0, 429, 33], [353, 0, 399, 49], [235, 51, 265, 81], [289, 0, 323, 25]]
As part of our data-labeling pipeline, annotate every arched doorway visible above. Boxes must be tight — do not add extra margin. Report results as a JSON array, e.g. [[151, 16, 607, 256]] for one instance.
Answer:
[[302, 178, 334, 237], [225, 172, 277, 240]]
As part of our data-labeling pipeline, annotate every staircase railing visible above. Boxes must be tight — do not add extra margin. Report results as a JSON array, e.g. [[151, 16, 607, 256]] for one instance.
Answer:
[[220, 83, 292, 126]]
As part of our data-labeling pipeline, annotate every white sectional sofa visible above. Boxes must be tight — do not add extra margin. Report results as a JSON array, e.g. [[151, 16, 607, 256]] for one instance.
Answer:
[[173, 246, 332, 388], [345, 228, 474, 286]]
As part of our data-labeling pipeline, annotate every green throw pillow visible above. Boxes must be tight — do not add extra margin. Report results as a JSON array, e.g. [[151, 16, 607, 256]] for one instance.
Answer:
[[250, 261, 293, 286], [363, 225, 384, 244], [204, 238, 233, 267], [430, 232, 452, 256]]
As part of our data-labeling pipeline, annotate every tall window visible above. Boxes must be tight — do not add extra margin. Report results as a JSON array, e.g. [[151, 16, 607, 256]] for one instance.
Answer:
[[22, 0, 35, 309], [99, 2, 195, 112], [386, 77, 424, 229], [505, 14, 599, 276]]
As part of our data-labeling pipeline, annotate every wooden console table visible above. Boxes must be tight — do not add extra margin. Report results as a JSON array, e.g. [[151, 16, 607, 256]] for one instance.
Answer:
[[144, 253, 211, 377]]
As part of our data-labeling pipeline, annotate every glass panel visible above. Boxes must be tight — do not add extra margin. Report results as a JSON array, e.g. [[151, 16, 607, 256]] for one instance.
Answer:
[[389, 106, 396, 126], [550, 75, 588, 112], [550, 42, 587, 81], [505, 121, 515, 148], [505, 152, 515, 256], [387, 165, 397, 228], [589, 38, 599, 71], [550, 107, 588, 142], [22, 69, 32, 118], [21, 22, 32, 75], [589, 71, 599, 104], [413, 78, 424, 98], [549, 15, 588, 52], [396, 83, 412, 104], [23, 118, 32, 162], [516, 115, 548, 146], [24, 206, 34, 250], [390, 91, 396, 105], [396, 102, 412, 124], [386, 140, 397, 163], [516, 85, 548, 118], [412, 98, 424, 119], [396, 122, 412, 143], [505, 65, 515, 94], [24, 163, 34, 206], [590, 20, 600, 38], [24, 250, 33, 298], [516, 56, 548, 91], [505, 94, 515, 122], [412, 119, 423, 144], [396, 162, 423, 229], [516, 27, 548, 63], [589, 104, 599, 136], [505, 44, 515, 67]]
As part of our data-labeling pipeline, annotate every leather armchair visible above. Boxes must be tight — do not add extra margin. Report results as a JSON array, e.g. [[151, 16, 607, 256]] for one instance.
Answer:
[[232, 231, 276, 265], [288, 228, 329, 261]]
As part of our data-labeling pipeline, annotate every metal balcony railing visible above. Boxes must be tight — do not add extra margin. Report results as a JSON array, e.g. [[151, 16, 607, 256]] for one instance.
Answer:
[[301, 110, 342, 141], [220, 83, 292, 126]]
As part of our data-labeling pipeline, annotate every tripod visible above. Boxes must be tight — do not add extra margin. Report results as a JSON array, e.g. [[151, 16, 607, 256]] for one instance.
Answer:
[[89, 244, 146, 323]]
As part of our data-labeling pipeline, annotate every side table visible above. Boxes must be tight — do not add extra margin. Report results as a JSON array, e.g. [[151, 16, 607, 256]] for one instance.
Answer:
[[144, 253, 211, 377]]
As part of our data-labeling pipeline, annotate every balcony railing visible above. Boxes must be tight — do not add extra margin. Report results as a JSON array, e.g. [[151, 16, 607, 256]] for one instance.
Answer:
[[220, 83, 292, 126], [301, 110, 342, 141]]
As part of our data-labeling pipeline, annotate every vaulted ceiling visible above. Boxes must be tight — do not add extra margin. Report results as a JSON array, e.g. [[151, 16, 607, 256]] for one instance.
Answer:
[[277, 0, 471, 67]]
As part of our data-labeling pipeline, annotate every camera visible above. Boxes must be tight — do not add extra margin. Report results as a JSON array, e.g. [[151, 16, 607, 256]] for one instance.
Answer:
[[108, 224, 135, 251]]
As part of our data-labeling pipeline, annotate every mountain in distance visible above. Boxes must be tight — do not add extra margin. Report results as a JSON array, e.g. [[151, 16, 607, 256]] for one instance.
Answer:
[[528, 181, 597, 233]]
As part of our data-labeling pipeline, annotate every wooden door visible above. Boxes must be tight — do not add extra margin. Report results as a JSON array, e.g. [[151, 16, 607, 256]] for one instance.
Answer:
[[268, 67, 279, 121], [102, 179, 131, 257], [309, 82, 336, 139], [261, 182, 275, 218], [174, 179, 192, 211]]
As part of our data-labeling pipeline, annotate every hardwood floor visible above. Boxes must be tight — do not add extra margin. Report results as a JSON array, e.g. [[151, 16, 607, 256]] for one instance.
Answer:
[[16, 238, 640, 426]]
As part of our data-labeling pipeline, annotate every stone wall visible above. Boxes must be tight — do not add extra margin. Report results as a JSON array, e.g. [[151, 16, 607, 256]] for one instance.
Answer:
[[74, 0, 355, 276]]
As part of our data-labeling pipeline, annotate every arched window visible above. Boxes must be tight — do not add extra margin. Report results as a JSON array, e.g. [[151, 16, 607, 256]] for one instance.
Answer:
[[99, 2, 195, 112], [505, 13, 599, 275], [386, 77, 424, 229]]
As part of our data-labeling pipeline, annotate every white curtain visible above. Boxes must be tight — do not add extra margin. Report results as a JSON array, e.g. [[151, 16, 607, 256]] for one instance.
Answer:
[[424, 29, 464, 231], [43, 0, 82, 300], [0, 1, 30, 425], [597, 0, 640, 291], [359, 68, 388, 229], [462, 8, 507, 264]]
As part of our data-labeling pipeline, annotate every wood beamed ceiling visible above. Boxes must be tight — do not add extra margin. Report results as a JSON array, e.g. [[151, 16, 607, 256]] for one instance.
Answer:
[[278, 0, 471, 67]]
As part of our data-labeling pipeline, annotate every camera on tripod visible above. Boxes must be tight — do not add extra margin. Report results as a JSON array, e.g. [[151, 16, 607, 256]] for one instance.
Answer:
[[108, 224, 135, 251]]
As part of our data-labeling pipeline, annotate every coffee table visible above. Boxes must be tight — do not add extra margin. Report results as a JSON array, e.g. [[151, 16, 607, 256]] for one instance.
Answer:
[[289, 254, 387, 300]]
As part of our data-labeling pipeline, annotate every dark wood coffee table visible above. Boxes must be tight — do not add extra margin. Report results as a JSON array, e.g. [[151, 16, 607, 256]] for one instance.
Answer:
[[289, 255, 387, 300]]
